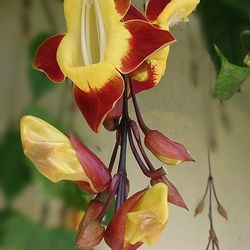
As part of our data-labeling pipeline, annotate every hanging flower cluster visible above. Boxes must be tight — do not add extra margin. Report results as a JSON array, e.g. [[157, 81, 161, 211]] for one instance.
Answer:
[[20, 0, 199, 249]]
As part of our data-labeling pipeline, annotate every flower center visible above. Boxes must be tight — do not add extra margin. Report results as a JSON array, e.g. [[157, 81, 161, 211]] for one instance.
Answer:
[[81, 0, 106, 65]]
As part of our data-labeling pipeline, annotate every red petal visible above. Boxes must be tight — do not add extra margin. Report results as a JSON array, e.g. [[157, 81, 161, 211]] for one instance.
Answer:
[[105, 189, 147, 249], [146, 0, 172, 22], [73, 75, 124, 133], [114, 0, 131, 17], [123, 4, 148, 22], [120, 20, 175, 74], [34, 34, 65, 83], [70, 133, 111, 193], [130, 61, 158, 94]]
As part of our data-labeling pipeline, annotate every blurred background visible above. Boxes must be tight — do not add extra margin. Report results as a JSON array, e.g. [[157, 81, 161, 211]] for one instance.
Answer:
[[0, 0, 250, 249]]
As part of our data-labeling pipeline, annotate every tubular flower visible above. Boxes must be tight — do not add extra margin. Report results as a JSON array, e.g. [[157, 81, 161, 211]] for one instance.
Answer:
[[105, 183, 169, 249], [20, 115, 111, 194], [124, 0, 200, 93], [34, 0, 176, 132], [144, 130, 194, 165]]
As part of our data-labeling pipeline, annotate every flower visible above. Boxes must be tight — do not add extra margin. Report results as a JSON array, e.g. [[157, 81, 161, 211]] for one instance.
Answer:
[[20, 115, 111, 194], [144, 130, 194, 165], [124, 0, 200, 93], [105, 183, 169, 249], [34, 0, 175, 132]]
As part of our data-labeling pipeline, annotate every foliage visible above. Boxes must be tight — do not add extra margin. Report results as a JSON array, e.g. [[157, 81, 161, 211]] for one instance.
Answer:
[[0, 210, 82, 250], [0, 129, 31, 200], [211, 46, 250, 100], [197, 0, 250, 100]]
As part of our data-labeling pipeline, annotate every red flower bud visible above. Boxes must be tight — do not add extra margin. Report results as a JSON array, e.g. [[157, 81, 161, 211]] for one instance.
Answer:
[[144, 130, 194, 165], [76, 200, 105, 249]]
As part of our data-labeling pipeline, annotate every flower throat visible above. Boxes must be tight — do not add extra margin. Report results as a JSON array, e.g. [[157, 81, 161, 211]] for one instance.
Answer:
[[81, 0, 106, 65]]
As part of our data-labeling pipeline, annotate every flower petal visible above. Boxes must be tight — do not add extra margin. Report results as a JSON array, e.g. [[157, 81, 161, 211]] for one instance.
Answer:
[[105, 20, 175, 74], [105, 189, 147, 249], [131, 46, 170, 93], [123, 4, 149, 22], [114, 0, 131, 17], [146, 0, 200, 26], [20, 116, 94, 189], [34, 34, 65, 83], [146, 0, 172, 23], [125, 183, 168, 245], [72, 63, 124, 132], [69, 133, 111, 193]]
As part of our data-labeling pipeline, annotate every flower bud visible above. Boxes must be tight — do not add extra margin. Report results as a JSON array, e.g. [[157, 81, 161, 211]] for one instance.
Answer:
[[144, 130, 194, 165], [105, 183, 169, 249], [76, 200, 105, 249], [217, 204, 228, 220], [20, 116, 111, 194]]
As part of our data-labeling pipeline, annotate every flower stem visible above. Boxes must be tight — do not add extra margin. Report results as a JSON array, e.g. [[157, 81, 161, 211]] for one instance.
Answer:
[[115, 75, 129, 210], [129, 77, 150, 134]]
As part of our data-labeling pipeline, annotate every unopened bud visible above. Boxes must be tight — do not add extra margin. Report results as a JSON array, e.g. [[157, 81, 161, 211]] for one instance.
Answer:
[[144, 130, 194, 165]]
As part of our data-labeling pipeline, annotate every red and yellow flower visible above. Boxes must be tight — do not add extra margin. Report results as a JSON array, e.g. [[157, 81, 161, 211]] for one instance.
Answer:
[[20, 115, 111, 194], [124, 0, 200, 93], [34, 0, 175, 132], [105, 183, 169, 249]]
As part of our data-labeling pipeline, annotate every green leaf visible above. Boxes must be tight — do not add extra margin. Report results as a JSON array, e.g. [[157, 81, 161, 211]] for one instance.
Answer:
[[0, 130, 31, 200], [198, 0, 249, 70], [211, 46, 250, 100], [28, 32, 56, 99], [0, 212, 80, 250]]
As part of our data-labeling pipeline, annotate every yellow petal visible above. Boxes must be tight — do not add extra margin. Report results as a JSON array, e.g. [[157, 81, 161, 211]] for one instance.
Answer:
[[157, 0, 200, 26], [125, 183, 169, 246], [20, 116, 94, 189]]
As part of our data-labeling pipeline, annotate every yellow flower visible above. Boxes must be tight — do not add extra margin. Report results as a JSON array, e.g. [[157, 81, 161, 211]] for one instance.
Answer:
[[105, 183, 169, 249], [125, 183, 169, 246], [20, 115, 111, 194]]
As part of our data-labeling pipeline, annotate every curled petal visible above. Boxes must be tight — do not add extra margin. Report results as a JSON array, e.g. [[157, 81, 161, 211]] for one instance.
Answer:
[[34, 34, 65, 83], [20, 116, 96, 192], [69, 133, 111, 193], [76, 200, 105, 249], [146, 0, 200, 26], [144, 130, 194, 165], [105, 20, 175, 74], [125, 183, 168, 246]]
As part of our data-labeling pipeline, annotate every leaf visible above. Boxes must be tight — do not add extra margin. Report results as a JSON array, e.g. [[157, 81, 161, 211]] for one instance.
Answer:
[[197, 0, 249, 70], [0, 130, 31, 200], [0, 212, 81, 250], [28, 32, 57, 99], [211, 46, 250, 100]]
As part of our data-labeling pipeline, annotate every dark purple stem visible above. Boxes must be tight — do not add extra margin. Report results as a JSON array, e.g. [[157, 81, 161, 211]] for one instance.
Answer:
[[129, 77, 150, 134]]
